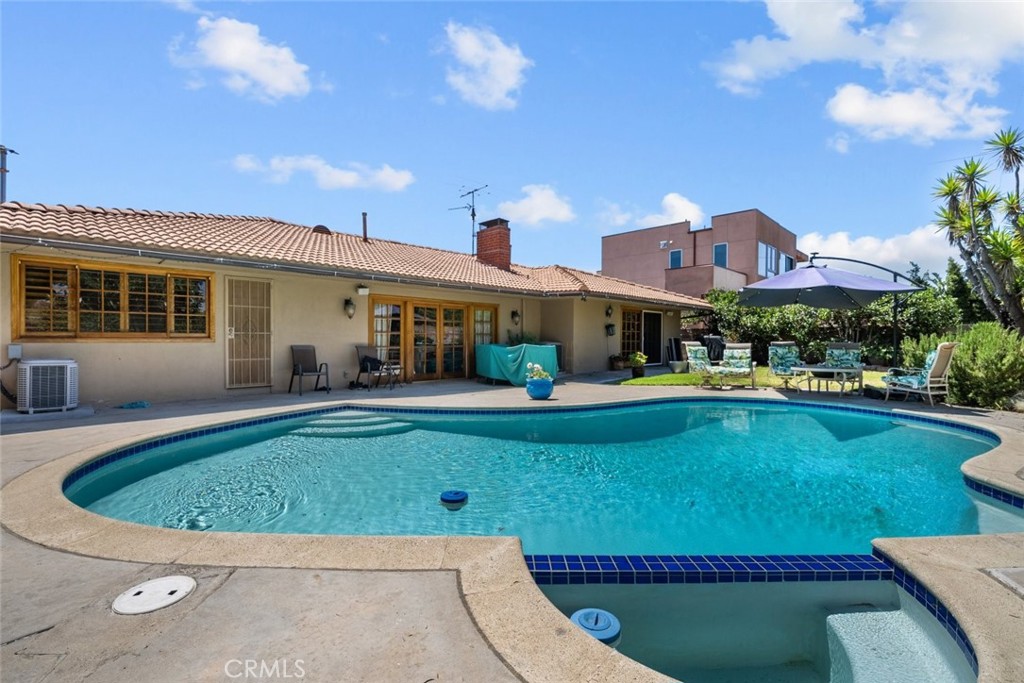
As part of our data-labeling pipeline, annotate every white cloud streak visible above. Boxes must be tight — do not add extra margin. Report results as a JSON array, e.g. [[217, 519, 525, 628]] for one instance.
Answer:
[[639, 193, 705, 228], [170, 16, 315, 103], [798, 225, 958, 277], [711, 1, 1024, 144], [497, 185, 575, 226], [444, 21, 534, 110], [233, 154, 415, 192]]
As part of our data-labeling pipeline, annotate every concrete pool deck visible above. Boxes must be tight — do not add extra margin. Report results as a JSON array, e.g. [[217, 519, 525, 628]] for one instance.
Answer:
[[2, 374, 1022, 682]]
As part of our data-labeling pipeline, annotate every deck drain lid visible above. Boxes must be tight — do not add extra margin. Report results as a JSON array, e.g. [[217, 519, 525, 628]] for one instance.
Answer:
[[112, 575, 196, 615]]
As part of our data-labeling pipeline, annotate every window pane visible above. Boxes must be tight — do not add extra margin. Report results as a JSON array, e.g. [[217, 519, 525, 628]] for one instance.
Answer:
[[713, 244, 728, 267], [23, 265, 73, 333], [669, 249, 682, 269]]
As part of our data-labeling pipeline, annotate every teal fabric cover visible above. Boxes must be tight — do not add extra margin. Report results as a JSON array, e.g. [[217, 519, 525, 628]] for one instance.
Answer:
[[882, 349, 938, 389], [713, 347, 753, 376], [769, 345, 801, 375], [686, 346, 713, 373], [823, 347, 863, 368], [475, 344, 559, 386]]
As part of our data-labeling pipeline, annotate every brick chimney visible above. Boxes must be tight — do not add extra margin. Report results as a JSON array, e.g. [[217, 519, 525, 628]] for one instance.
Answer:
[[476, 218, 512, 270]]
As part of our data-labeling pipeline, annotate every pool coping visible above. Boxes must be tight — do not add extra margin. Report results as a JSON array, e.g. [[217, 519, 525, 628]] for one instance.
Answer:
[[2, 389, 1023, 682]]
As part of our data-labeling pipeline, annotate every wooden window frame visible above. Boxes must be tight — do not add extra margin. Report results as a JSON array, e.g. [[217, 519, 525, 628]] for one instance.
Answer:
[[11, 254, 215, 341]]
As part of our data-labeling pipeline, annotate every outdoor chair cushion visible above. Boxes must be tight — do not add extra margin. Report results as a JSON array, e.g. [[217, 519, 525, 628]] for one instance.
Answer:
[[881, 350, 937, 389], [823, 348, 863, 368], [769, 345, 801, 374]]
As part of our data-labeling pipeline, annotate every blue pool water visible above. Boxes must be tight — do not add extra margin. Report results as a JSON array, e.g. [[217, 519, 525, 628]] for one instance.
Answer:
[[64, 401, 1004, 555]]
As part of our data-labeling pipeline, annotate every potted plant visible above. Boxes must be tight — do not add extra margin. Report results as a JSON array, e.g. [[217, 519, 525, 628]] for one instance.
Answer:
[[628, 351, 648, 378], [609, 354, 626, 371], [525, 362, 554, 400]]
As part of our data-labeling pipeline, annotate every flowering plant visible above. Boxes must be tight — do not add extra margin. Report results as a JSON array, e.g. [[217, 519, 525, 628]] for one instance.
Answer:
[[628, 351, 648, 367], [526, 362, 552, 380]]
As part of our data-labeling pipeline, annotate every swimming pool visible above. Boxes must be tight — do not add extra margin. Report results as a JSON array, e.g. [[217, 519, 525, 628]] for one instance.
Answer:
[[63, 399, 1017, 555]]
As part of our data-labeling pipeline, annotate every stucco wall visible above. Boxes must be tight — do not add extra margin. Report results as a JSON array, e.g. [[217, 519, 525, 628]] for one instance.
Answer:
[[1, 246, 525, 407]]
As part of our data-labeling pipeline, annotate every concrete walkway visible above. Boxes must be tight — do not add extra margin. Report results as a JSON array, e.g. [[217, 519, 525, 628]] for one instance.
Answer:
[[2, 374, 1022, 682]]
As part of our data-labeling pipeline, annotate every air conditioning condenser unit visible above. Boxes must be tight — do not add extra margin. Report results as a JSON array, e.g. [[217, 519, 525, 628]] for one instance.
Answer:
[[17, 360, 79, 414]]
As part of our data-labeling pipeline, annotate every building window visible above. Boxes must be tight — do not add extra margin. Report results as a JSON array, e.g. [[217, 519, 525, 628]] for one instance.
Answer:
[[713, 243, 728, 268], [373, 301, 403, 366], [473, 308, 495, 346], [15, 256, 212, 339], [758, 242, 779, 277], [668, 249, 682, 269], [621, 309, 642, 356], [783, 254, 795, 272]]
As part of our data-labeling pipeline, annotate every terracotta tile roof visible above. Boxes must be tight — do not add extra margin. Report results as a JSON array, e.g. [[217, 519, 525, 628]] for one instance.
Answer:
[[0, 202, 710, 309]]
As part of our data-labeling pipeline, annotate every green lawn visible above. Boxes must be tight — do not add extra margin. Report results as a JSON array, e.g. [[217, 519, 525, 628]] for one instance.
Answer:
[[620, 366, 887, 390]]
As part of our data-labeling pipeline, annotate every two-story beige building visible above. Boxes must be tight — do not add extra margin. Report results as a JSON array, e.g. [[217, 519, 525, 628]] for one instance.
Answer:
[[601, 209, 808, 299]]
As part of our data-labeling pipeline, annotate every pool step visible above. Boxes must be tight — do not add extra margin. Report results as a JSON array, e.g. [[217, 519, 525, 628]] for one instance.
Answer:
[[290, 415, 413, 438], [826, 609, 963, 683]]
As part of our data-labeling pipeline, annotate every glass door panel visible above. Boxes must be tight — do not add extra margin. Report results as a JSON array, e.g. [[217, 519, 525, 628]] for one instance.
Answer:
[[413, 305, 439, 379], [442, 307, 465, 377]]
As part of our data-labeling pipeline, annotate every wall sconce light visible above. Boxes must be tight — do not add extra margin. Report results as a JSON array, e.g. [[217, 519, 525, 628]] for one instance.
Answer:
[[605, 305, 613, 318], [356, 284, 370, 296], [510, 309, 521, 326], [343, 298, 356, 319], [581, 291, 588, 302], [605, 323, 616, 337]]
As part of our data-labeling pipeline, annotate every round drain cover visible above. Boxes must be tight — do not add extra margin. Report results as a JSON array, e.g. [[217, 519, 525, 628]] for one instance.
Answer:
[[112, 575, 196, 615]]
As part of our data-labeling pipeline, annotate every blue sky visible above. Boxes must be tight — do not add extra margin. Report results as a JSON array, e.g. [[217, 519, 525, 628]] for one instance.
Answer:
[[3, 1, 1023, 277]]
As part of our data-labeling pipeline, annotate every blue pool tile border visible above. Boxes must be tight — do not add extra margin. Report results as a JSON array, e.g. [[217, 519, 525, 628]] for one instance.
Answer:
[[872, 548, 979, 675], [524, 553, 893, 585], [963, 476, 1024, 510], [62, 397, 1005, 508], [529, 551, 978, 676]]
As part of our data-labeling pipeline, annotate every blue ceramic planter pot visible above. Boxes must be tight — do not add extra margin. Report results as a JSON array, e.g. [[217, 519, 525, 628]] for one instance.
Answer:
[[526, 378, 554, 400]]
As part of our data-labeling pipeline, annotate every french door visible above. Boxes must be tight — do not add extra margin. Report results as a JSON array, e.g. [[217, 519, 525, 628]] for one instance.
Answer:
[[412, 304, 466, 379]]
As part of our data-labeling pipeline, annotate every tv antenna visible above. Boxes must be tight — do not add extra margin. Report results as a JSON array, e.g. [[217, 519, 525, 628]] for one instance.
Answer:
[[0, 145, 18, 203], [449, 184, 488, 254]]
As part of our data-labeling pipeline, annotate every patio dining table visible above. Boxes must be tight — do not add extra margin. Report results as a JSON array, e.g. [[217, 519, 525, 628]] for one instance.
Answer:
[[792, 364, 863, 396]]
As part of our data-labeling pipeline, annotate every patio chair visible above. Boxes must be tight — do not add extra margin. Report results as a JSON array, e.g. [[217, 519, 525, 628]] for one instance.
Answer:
[[288, 345, 330, 395], [680, 341, 705, 373], [881, 342, 958, 406], [684, 344, 715, 387], [710, 343, 757, 389], [768, 341, 802, 390], [812, 342, 865, 394], [355, 344, 402, 390]]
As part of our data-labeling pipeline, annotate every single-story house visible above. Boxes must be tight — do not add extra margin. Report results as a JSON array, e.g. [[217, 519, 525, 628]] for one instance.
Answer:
[[0, 202, 711, 407]]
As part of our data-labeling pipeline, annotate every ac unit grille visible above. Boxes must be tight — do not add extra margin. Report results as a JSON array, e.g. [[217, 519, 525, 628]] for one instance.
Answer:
[[17, 361, 79, 414]]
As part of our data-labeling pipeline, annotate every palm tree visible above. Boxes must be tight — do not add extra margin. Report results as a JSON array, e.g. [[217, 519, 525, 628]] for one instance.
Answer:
[[986, 127, 1023, 198]]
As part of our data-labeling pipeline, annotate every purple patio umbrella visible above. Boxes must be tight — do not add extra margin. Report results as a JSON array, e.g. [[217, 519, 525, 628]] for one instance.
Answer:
[[737, 265, 923, 309]]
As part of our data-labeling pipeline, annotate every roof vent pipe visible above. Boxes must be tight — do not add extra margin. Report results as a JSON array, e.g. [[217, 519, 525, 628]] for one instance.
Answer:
[[362, 212, 368, 242]]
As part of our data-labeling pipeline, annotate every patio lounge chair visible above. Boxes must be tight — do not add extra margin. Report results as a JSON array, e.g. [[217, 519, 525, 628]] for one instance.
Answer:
[[355, 344, 402, 390], [288, 345, 330, 395], [768, 341, 802, 390], [881, 342, 958, 406], [710, 343, 757, 389]]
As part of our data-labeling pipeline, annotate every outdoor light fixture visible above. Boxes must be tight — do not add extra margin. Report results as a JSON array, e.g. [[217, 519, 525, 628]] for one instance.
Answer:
[[605, 305, 613, 318], [344, 298, 356, 319], [356, 284, 370, 296], [511, 309, 521, 326], [581, 291, 588, 302]]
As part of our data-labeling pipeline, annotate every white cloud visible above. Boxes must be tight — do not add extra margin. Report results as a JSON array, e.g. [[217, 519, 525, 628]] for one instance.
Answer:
[[826, 84, 1005, 143], [798, 225, 958, 277], [443, 21, 534, 110], [711, 1, 1024, 143], [233, 154, 415, 192], [170, 16, 313, 103], [596, 200, 633, 229], [639, 193, 705, 228], [827, 132, 851, 154], [497, 185, 575, 226]]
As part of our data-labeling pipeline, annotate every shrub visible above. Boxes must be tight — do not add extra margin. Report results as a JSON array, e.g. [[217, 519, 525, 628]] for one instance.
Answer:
[[947, 323, 1024, 410]]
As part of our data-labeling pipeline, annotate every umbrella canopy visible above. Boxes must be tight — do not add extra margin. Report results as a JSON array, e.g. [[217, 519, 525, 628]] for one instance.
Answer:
[[738, 265, 923, 309]]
